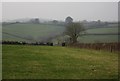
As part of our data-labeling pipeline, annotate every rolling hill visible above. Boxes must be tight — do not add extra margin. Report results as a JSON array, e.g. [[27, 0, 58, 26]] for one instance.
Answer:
[[2, 23, 65, 42], [2, 23, 119, 43]]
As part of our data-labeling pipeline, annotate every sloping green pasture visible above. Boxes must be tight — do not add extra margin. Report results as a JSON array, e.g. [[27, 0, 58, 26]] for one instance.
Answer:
[[2, 45, 118, 79]]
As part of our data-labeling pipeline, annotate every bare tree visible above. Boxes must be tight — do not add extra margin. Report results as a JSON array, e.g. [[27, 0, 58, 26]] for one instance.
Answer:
[[65, 22, 85, 43]]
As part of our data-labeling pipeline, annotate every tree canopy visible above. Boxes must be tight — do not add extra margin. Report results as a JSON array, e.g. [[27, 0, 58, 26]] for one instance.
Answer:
[[65, 22, 85, 43]]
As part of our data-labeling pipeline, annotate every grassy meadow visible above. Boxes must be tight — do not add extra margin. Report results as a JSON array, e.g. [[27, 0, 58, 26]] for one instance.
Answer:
[[2, 23, 65, 42], [2, 45, 118, 79], [78, 27, 119, 43], [2, 23, 119, 43]]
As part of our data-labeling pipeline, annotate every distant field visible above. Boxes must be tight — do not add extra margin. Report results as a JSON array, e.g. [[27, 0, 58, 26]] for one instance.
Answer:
[[3, 23, 65, 42], [2, 45, 118, 79], [78, 35, 118, 43], [2, 23, 119, 43], [78, 27, 119, 43], [86, 27, 118, 34]]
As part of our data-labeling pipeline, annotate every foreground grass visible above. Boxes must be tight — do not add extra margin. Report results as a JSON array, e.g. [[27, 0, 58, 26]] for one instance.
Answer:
[[2, 45, 118, 79]]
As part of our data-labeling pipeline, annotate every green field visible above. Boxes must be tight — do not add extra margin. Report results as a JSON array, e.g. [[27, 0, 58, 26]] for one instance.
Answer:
[[78, 35, 118, 43], [3, 23, 65, 42], [2, 23, 119, 43], [2, 45, 118, 79], [86, 27, 118, 34], [78, 27, 119, 43]]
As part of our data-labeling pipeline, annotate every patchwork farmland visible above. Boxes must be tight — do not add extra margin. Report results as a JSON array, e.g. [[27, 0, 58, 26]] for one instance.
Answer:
[[2, 22, 119, 79], [2, 23, 119, 43]]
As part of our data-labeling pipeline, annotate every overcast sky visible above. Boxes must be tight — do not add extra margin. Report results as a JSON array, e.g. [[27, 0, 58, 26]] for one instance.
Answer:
[[2, 2, 118, 22]]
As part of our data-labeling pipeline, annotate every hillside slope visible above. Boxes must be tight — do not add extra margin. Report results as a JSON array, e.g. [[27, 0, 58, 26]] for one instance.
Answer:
[[3, 23, 65, 42], [2, 23, 119, 43], [2, 45, 118, 79]]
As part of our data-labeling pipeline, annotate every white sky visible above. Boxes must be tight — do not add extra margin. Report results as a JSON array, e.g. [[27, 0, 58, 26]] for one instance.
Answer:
[[1, 1, 119, 22], [1, 0, 119, 2]]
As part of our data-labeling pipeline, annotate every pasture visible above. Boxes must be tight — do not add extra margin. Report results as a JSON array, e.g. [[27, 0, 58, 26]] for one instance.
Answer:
[[78, 27, 119, 43], [2, 23, 119, 43], [2, 23, 65, 42], [2, 45, 118, 79]]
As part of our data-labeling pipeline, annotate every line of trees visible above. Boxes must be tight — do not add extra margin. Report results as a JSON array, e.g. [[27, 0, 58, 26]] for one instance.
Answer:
[[2, 40, 67, 47], [2, 41, 54, 46]]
